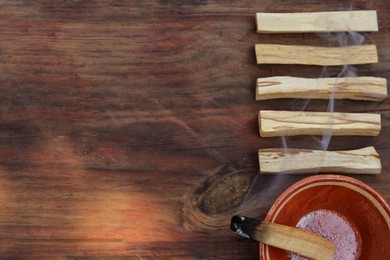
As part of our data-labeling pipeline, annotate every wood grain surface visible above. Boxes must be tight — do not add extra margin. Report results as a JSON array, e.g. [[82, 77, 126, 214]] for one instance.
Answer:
[[0, 0, 389, 259]]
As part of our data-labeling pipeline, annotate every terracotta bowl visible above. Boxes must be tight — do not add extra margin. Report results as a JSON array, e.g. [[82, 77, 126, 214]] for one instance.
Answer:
[[259, 175, 390, 260]]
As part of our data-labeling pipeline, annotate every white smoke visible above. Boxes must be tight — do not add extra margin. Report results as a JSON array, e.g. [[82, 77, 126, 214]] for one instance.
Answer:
[[236, 26, 370, 215]]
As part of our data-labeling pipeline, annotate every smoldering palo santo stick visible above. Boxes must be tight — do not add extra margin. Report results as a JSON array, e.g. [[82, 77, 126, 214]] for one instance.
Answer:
[[256, 76, 387, 101], [255, 44, 378, 66], [256, 10, 378, 33], [231, 215, 335, 260], [259, 110, 381, 137], [258, 146, 381, 174]]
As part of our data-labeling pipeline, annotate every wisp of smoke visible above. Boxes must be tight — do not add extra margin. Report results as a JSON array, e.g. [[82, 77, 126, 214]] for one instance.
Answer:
[[236, 28, 369, 215]]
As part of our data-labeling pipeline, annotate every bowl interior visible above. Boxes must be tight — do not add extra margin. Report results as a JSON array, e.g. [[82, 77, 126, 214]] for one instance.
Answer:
[[259, 175, 390, 260]]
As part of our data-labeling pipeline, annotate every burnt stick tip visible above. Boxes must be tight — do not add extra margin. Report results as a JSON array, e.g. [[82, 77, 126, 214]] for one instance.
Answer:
[[231, 215, 262, 240]]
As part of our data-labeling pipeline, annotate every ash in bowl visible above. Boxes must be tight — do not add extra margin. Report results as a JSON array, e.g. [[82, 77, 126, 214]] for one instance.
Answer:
[[290, 209, 362, 260]]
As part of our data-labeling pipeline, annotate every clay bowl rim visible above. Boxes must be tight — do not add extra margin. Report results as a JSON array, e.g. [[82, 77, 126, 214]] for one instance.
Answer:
[[259, 174, 390, 260]]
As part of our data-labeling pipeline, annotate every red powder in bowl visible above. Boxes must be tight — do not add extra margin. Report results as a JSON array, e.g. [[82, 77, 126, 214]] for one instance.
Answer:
[[290, 210, 362, 260]]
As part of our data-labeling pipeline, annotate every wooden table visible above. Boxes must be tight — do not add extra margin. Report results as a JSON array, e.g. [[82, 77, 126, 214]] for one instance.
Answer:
[[0, 0, 389, 258]]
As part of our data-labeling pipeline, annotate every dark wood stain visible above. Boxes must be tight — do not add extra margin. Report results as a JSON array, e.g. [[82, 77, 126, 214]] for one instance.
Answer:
[[0, 0, 389, 258], [196, 169, 255, 215]]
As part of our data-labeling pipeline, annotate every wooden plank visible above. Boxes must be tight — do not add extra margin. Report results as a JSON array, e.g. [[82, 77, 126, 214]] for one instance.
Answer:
[[259, 110, 381, 137], [0, 1, 390, 259], [255, 44, 378, 66], [256, 11, 378, 33], [259, 147, 381, 174], [256, 76, 387, 101]]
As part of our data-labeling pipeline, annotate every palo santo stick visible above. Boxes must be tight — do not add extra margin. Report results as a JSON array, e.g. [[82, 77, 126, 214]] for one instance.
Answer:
[[231, 215, 335, 260], [259, 146, 381, 174], [255, 44, 378, 66], [256, 76, 387, 101], [256, 11, 378, 33], [259, 110, 381, 137]]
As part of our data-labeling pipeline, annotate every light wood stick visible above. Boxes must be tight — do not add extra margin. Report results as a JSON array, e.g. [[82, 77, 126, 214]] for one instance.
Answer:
[[256, 76, 387, 101], [259, 110, 381, 137], [256, 11, 378, 33], [255, 44, 378, 66], [259, 146, 381, 174], [231, 215, 335, 260]]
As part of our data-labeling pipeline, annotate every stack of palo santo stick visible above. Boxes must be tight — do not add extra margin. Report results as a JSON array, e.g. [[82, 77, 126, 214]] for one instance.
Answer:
[[255, 10, 387, 175]]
